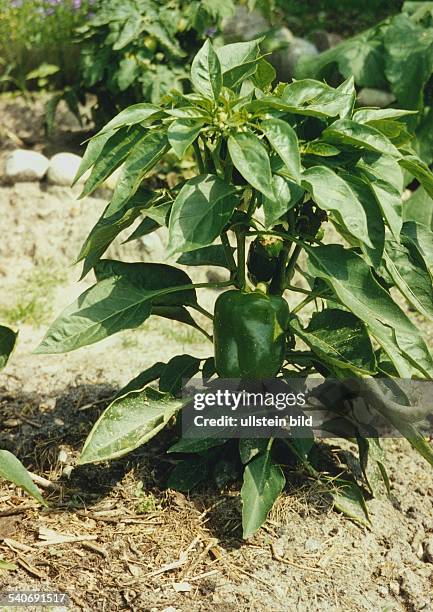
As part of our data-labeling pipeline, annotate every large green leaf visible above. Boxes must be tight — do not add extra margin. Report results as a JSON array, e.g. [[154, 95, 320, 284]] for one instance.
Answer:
[[404, 188, 433, 227], [159, 354, 201, 395], [340, 172, 385, 268], [168, 174, 238, 255], [384, 14, 433, 111], [356, 152, 404, 194], [228, 132, 275, 201], [384, 239, 433, 320], [290, 309, 376, 375], [216, 39, 262, 89], [281, 78, 356, 118], [106, 130, 169, 215], [96, 103, 162, 137], [0, 325, 17, 370], [399, 155, 433, 199], [168, 120, 204, 159], [178, 245, 234, 269], [0, 450, 45, 505], [77, 189, 157, 278], [167, 455, 210, 491], [80, 126, 147, 198], [401, 221, 433, 276], [261, 118, 300, 183], [331, 479, 370, 528], [114, 362, 166, 400], [295, 26, 387, 89], [36, 263, 196, 353], [241, 446, 285, 539], [73, 130, 115, 185], [301, 166, 372, 249], [263, 175, 304, 229], [191, 39, 222, 100], [79, 387, 182, 464], [307, 244, 433, 377], [323, 119, 400, 158]]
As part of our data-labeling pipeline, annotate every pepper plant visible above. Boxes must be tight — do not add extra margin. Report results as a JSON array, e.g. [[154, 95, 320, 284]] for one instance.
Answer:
[[38, 38, 433, 537]]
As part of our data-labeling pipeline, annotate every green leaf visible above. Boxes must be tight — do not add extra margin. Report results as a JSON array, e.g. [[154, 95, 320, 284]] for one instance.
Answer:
[[323, 119, 400, 158], [301, 166, 372, 249], [36, 263, 196, 354], [114, 362, 166, 400], [339, 172, 385, 268], [369, 180, 402, 241], [168, 438, 227, 454], [331, 479, 370, 528], [124, 217, 161, 243], [241, 447, 285, 539], [167, 456, 209, 492], [178, 245, 234, 269], [168, 119, 204, 159], [399, 155, 433, 199], [253, 58, 276, 89], [216, 39, 262, 89], [152, 306, 203, 333], [353, 108, 418, 123], [79, 387, 182, 464], [0, 450, 45, 505], [113, 16, 143, 50], [261, 118, 301, 183], [107, 131, 169, 215], [263, 175, 304, 229], [387, 418, 433, 468], [73, 130, 115, 185], [94, 260, 197, 306], [404, 188, 433, 227], [384, 239, 433, 321], [357, 437, 390, 498], [95, 103, 162, 137], [77, 189, 157, 278], [228, 132, 274, 201], [290, 309, 376, 375], [191, 39, 222, 100], [384, 14, 433, 111], [168, 174, 238, 255], [307, 244, 433, 378], [401, 221, 433, 276], [0, 325, 17, 370], [159, 354, 201, 395], [239, 439, 268, 464], [357, 151, 404, 194]]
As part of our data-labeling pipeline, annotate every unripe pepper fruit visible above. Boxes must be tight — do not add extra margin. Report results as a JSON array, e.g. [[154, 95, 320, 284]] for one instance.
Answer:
[[213, 289, 290, 379], [247, 236, 283, 284]]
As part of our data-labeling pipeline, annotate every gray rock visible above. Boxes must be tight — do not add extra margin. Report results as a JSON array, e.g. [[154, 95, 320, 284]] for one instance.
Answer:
[[357, 88, 396, 108], [272, 37, 318, 81], [222, 6, 269, 43], [47, 152, 86, 187], [4, 149, 49, 182], [312, 30, 343, 52]]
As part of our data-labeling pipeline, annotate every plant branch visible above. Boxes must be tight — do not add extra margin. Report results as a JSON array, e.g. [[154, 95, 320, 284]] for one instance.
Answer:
[[235, 226, 246, 290], [193, 140, 205, 174], [221, 232, 237, 272], [284, 244, 303, 286], [190, 303, 213, 320]]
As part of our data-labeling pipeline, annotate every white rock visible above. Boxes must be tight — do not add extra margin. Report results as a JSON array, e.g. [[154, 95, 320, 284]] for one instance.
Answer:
[[47, 152, 86, 187], [4, 149, 49, 182], [357, 88, 396, 108]]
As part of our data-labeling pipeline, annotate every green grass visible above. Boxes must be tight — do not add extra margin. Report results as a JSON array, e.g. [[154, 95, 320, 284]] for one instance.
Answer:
[[0, 261, 67, 326]]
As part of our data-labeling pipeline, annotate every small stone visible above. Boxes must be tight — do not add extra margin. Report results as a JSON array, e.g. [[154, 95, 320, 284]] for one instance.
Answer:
[[357, 88, 396, 108], [304, 537, 321, 552], [47, 153, 87, 187], [173, 582, 192, 593], [312, 30, 343, 52], [389, 580, 400, 596], [284, 38, 318, 80], [273, 538, 286, 558], [4, 150, 49, 182], [423, 536, 433, 563]]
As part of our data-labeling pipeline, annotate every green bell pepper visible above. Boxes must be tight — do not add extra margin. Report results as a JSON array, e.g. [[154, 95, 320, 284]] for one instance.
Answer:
[[213, 289, 290, 379]]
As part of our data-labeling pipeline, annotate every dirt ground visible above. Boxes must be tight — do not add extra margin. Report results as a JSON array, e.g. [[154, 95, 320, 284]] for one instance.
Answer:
[[1, 96, 433, 612]]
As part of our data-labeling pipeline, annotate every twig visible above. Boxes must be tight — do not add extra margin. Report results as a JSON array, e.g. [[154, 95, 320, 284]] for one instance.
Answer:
[[271, 543, 326, 574]]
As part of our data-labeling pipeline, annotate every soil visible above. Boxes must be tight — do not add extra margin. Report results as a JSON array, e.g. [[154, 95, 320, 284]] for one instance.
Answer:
[[1, 95, 433, 612]]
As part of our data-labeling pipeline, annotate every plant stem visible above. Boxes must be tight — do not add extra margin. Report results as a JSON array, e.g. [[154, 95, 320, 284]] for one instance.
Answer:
[[191, 303, 213, 320], [291, 294, 317, 316], [285, 284, 312, 296], [193, 140, 205, 174], [284, 244, 303, 286], [221, 232, 237, 272], [235, 226, 246, 290]]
